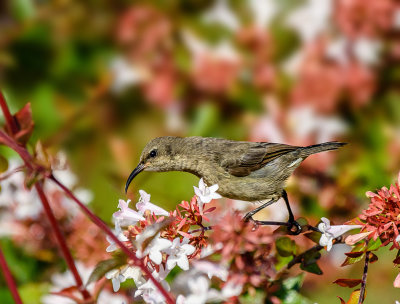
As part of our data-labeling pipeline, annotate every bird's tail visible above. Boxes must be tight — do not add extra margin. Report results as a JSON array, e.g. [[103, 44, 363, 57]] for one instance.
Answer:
[[300, 142, 347, 157]]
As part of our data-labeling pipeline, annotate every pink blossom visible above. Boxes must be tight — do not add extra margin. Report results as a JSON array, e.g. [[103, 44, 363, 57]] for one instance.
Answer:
[[113, 199, 145, 224]]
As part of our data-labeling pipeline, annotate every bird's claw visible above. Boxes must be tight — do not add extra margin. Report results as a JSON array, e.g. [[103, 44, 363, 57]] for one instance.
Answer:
[[286, 220, 302, 235]]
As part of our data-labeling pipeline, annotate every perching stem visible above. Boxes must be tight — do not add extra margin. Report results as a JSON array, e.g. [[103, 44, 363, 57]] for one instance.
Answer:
[[35, 182, 91, 300], [358, 250, 370, 304], [0, 245, 23, 304]]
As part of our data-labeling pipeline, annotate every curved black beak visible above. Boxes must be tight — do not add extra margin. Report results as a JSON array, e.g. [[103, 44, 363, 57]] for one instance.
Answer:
[[125, 163, 145, 193]]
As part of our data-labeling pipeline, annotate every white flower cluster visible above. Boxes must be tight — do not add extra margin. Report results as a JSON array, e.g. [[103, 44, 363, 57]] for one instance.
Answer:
[[41, 262, 127, 304], [0, 157, 93, 230], [106, 179, 239, 304]]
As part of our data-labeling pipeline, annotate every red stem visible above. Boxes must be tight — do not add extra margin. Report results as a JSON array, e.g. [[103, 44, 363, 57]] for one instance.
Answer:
[[0, 93, 91, 300], [35, 183, 91, 300], [0, 91, 19, 135], [0, 94, 173, 303], [0, 130, 33, 168], [0, 245, 23, 304], [50, 175, 175, 304]]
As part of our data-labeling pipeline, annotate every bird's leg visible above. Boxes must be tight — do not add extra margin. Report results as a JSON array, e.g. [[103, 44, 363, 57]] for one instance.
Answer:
[[282, 190, 302, 235], [243, 198, 277, 222], [243, 194, 301, 235]]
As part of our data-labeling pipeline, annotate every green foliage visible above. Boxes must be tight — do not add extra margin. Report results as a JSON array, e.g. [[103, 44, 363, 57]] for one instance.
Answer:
[[274, 274, 314, 304], [276, 237, 297, 257], [87, 255, 127, 286]]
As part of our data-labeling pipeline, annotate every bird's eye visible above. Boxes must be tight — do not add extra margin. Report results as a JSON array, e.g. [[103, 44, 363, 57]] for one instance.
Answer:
[[149, 149, 157, 158]]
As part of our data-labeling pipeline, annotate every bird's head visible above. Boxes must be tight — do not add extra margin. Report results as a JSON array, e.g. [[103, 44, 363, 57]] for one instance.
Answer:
[[125, 136, 180, 193]]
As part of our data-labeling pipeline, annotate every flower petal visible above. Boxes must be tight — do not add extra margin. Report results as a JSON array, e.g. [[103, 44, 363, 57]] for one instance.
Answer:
[[394, 272, 400, 288], [166, 256, 178, 270], [177, 255, 190, 270], [208, 184, 219, 192], [149, 250, 163, 265], [182, 244, 196, 255], [319, 233, 330, 247], [327, 224, 362, 238], [345, 231, 372, 245], [199, 178, 206, 191]]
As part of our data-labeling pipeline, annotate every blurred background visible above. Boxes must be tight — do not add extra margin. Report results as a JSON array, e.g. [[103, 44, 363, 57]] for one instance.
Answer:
[[1, 0, 400, 303]]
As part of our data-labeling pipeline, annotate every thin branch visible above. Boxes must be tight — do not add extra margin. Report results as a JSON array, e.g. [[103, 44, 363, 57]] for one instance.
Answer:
[[35, 182, 91, 300], [0, 91, 19, 135], [0, 245, 23, 304], [0, 130, 33, 167], [287, 244, 323, 269], [358, 250, 370, 304], [50, 175, 175, 304]]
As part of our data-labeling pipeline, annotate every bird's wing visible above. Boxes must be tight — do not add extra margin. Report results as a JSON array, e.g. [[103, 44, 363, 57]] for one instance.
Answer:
[[221, 143, 299, 177]]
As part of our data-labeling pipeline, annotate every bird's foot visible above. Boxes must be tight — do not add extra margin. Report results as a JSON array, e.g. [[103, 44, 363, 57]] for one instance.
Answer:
[[286, 220, 302, 235], [248, 219, 302, 235], [243, 213, 253, 222]]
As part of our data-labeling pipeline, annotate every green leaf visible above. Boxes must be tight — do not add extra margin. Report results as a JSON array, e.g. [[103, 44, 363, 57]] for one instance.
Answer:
[[367, 238, 382, 251], [282, 274, 305, 291], [296, 217, 309, 227], [86, 257, 126, 286], [302, 250, 321, 265], [275, 254, 294, 271], [347, 289, 362, 304], [300, 262, 323, 275], [304, 231, 322, 244], [341, 253, 365, 267], [0, 154, 8, 173], [276, 237, 297, 257]]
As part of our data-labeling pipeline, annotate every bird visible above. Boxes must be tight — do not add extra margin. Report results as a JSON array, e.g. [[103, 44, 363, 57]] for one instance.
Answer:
[[125, 136, 346, 234]]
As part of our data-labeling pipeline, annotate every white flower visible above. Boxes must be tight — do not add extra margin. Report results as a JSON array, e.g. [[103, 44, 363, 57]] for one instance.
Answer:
[[394, 9, 400, 29], [176, 295, 187, 304], [202, 0, 239, 31], [106, 221, 128, 252], [200, 243, 223, 258], [110, 57, 147, 93], [353, 37, 382, 66], [289, 107, 347, 143], [165, 238, 195, 271], [220, 280, 243, 298], [193, 260, 228, 281], [0, 159, 43, 220], [193, 178, 222, 212], [136, 233, 172, 265], [396, 235, 400, 245], [135, 266, 170, 303], [286, 0, 332, 42], [41, 262, 93, 304], [52, 168, 77, 189], [136, 190, 169, 216], [318, 217, 362, 251], [105, 268, 126, 292], [74, 188, 93, 204], [113, 199, 145, 225], [185, 276, 214, 304], [248, 0, 276, 29], [121, 265, 144, 286], [182, 30, 239, 63], [97, 290, 128, 304], [326, 37, 348, 65]]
